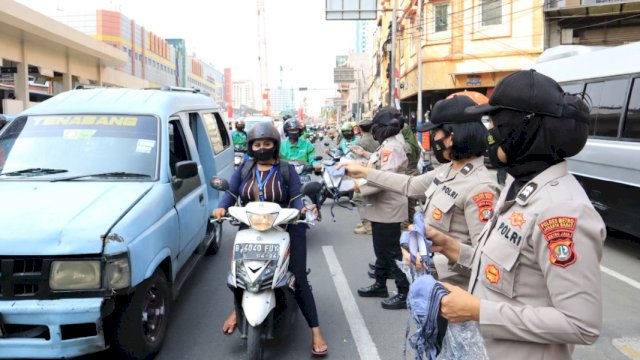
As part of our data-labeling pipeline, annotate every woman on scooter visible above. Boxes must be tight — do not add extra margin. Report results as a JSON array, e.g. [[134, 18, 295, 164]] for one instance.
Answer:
[[213, 122, 328, 357]]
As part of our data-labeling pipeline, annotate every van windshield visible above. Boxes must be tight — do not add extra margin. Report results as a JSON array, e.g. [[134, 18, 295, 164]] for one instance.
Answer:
[[0, 115, 159, 180]]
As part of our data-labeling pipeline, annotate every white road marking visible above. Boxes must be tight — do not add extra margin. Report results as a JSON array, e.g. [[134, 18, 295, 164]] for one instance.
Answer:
[[613, 337, 640, 359], [322, 246, 381, 360], [601, 265, 640, 291]]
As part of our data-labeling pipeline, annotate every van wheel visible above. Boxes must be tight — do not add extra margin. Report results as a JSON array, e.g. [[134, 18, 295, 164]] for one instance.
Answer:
[[205, 221, 223, 255], [111, 270, 171, 360]]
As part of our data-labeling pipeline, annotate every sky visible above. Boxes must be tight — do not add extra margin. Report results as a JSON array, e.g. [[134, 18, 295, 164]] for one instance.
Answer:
[[17, 0, 360, 116]]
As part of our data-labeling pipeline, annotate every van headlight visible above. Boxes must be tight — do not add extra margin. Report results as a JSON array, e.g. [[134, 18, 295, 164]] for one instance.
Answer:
[[247, 212, 278, 231], [105, 253, 131, 290], [50, 261, 101, 290]]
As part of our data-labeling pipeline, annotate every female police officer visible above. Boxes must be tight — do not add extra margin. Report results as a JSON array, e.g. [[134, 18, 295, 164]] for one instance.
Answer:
[[342, 95, 501, 287], [353, 106, 410, 309], [431, 70, 606, 359]]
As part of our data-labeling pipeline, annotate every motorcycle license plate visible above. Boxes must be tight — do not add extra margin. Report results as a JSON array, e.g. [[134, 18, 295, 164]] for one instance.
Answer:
[[234, 243, 280, 260], [299, 175, 311, 183]]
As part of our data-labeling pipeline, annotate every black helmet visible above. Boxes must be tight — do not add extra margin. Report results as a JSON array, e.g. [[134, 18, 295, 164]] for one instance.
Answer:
[[358, 120, 373, 132], [283, 118, 301, 134], [246, 122, 281, 159], [282, 114, 292, 121], [372, 107, 402, 128]]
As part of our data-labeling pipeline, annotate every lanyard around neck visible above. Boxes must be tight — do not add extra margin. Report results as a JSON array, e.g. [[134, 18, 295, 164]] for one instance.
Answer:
[[255, 166, 277, 201]]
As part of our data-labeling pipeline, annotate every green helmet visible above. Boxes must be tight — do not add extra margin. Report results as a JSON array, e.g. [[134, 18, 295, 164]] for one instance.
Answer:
[[341, 122, 353, 132]]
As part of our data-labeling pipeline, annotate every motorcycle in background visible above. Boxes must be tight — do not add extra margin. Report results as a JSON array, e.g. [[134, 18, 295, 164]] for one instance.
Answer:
[[210, 177, 322, 360], [318, 146, 365, 207], [234, 145, 247, 169]]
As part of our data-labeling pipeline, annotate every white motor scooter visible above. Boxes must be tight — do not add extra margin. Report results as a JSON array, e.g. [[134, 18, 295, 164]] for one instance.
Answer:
[[210, 177, 321, 360]]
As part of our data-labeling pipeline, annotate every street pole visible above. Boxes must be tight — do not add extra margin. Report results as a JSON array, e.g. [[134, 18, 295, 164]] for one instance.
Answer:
[[417, 0, 423, 127], [356, 69, 362, 122], [389, 0, 397, 107]]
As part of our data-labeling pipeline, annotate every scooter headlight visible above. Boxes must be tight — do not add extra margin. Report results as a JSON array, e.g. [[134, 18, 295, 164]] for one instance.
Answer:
[[247, 212, 278, 231]]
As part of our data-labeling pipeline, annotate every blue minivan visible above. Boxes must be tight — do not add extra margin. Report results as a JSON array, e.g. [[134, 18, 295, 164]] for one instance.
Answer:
[[0, 88, 233, 359]]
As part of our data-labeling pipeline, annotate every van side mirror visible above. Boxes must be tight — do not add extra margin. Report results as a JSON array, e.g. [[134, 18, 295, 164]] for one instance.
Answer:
[[210, 176, 230, 192], [176, 161, 198, 179]]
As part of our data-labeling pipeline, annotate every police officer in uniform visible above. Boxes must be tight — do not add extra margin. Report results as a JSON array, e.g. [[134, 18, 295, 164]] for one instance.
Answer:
[[343, 95, 501, 287], [431, 70, 606, 359], [353, 107, 410, 309], [350, 119, 379, 236]]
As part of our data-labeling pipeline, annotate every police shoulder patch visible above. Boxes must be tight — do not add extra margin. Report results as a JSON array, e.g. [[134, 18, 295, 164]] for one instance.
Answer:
[[538, 216, 578, 268], [460, 163, 474, 175], [517, 182, 538, 202], [472, 192, 495, 222], [380, 149, 393, 165]]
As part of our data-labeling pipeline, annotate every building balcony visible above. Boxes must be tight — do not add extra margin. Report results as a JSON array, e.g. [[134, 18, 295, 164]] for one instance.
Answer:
[[545, 0, 640, 15]]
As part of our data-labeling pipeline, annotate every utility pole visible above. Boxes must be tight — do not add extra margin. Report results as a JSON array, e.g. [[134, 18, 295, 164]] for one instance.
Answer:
[[417, 0, 423, 126], [389, 0, 397, 107]]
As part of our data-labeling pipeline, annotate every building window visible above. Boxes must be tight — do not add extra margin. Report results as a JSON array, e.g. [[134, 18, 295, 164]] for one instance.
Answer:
[[584, 79, 627, 138], [435, 3, 449, 32], [481, 0, 502, 26], [623, 78, 640, 140]]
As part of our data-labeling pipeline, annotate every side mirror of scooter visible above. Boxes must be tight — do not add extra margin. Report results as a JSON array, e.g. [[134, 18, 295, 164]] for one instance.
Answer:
[[314, 155, 324, 161], [210, 176, 229, 192], [323, 142, 329, 147], [301, 181, 322, 197]]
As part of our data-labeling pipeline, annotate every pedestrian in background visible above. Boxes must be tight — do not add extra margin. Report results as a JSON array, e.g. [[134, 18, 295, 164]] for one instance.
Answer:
[[352, 107, 410, 310], [400, 117, 421, 231], [433, 70, 605, 359]]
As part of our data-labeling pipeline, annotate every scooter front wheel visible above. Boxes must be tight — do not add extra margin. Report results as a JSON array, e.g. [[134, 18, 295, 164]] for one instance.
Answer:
[[247, 323, 265, 360]]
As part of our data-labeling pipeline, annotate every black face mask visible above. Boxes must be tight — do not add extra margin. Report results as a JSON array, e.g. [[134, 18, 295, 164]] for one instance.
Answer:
[[254, 147, 276, 161], [486, 127, 506, 168], [287, 132, 300, 141], [432, 137, 451, 164], [236, 126, 245, 132], [343, 132, 354, 140]]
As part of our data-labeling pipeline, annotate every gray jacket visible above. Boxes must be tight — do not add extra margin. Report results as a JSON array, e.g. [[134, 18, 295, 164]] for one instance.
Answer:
[[358, 133, 408, 223], [457, 161, 606, 359]]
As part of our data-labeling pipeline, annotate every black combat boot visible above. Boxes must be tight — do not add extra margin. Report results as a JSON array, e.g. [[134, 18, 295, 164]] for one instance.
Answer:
[[357, 282, 388, 298], [368, 269, 394, 280], [381, 293, 407, 310]]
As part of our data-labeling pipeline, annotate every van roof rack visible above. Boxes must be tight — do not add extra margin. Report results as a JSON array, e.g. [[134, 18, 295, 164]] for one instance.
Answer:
[[75, 84, 103, 90], [160, 86, 201, 93]]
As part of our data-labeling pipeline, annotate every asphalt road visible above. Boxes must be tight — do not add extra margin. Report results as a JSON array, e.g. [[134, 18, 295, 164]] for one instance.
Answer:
[[148, 201, 640, 360], [78, 139, 640, 360]]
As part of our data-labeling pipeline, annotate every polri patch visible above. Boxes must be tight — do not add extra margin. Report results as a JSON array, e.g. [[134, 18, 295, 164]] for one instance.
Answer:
[[472, 192, 495, 222], [538, 216, 578, 268], [510, 212, 526, 229], [432, 207, 443, 221], [485, 264, 500, 284], [381, 149, 392, 165]]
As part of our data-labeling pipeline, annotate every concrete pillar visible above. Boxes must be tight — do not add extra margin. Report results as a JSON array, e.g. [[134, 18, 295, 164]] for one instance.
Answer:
[[62, 72, 72, 91], [15, 60, 29, 108], [62, 54, 72, 91]]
